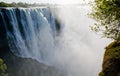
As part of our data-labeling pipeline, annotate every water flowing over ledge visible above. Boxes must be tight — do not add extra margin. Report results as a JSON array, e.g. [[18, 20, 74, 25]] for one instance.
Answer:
[[0, 7, 61, 64]]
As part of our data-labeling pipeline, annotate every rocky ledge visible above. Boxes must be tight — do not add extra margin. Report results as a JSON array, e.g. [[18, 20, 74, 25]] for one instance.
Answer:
[[99, 41, 120, 76]]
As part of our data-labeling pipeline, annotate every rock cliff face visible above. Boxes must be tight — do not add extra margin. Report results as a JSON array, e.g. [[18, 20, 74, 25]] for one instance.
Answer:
[[2, 51, 66, 76], [99, 41, 120, 76]]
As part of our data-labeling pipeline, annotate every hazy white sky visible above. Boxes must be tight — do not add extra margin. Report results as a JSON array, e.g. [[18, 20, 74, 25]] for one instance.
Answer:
[[0, 0, 93, 4]]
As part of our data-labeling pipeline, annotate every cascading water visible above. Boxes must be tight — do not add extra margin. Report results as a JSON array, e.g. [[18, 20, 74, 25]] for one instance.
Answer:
[[0, 6, 110, 76], [0, 8, 57, 64]]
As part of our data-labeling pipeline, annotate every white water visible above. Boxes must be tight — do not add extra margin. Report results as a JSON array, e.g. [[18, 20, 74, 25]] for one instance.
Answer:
[[0, 6, 110, 76]]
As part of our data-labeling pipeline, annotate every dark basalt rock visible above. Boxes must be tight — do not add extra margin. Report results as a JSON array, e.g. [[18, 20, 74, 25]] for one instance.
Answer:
[[55, 18, 61, 33]]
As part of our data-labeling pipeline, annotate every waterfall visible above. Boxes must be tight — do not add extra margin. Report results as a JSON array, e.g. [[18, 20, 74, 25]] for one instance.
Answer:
[[0, 6, 110, 76], [0, 7, 58, 64]]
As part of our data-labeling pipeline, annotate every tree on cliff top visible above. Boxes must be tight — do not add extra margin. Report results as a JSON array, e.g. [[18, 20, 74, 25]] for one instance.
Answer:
[[90, 0, 120, 40]]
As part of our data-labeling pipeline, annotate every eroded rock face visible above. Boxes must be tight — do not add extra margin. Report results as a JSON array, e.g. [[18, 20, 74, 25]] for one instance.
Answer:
[[3, 52, 66, 76], [99, 41, 120, 76]]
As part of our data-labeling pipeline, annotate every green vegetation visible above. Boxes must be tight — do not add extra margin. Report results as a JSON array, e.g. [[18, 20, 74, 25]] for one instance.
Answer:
[[90, 0, 120, 76], [99, 41, 120, 76], [90, 0, 120, 40], [0, 58, 8, 76], [0, 2, 47, 7], [0, 2, 12, 7]]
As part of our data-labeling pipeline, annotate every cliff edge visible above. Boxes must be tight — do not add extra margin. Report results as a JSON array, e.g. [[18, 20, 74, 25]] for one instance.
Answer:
[[99, 41, 120, 76]]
